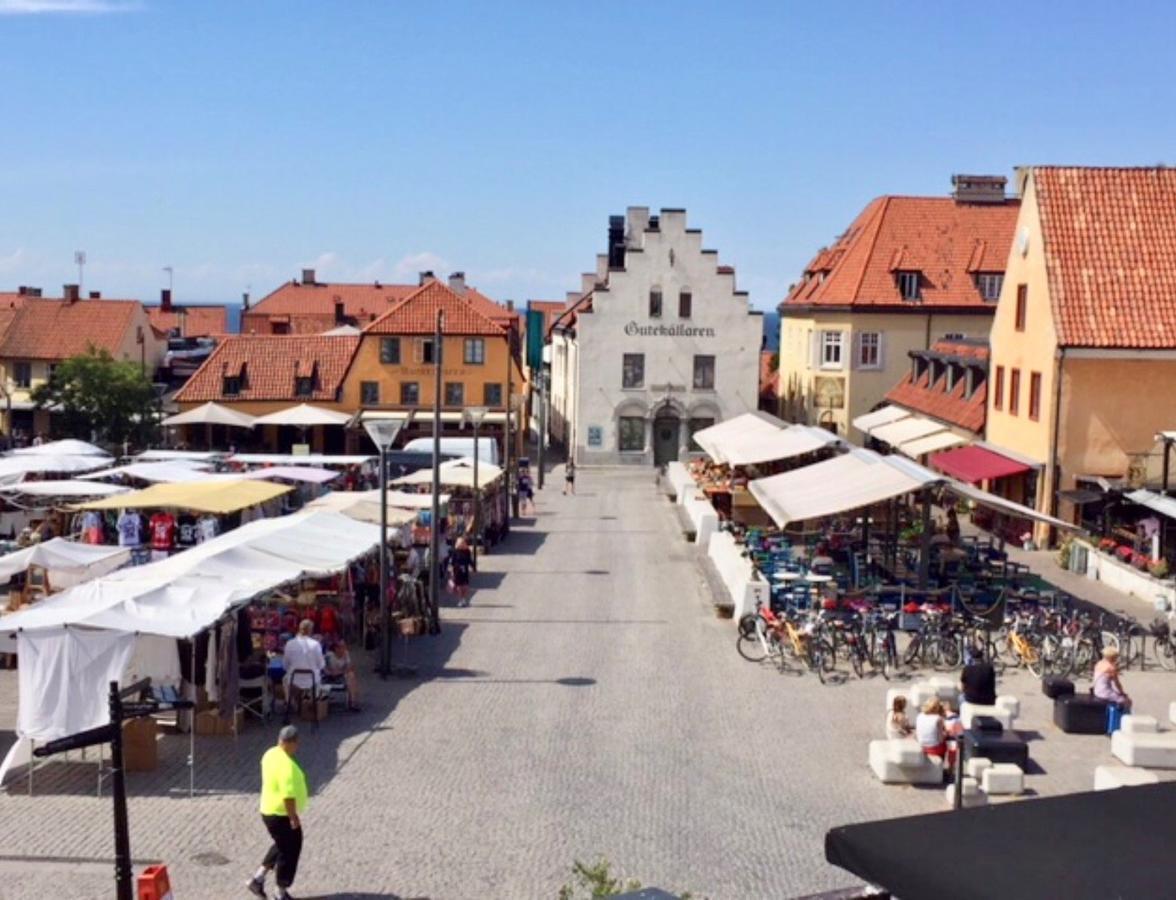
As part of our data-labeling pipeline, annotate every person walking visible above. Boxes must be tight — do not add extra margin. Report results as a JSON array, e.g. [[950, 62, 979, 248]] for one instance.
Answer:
[[563, 459, 576, 496], [248, 725, 309, 899]]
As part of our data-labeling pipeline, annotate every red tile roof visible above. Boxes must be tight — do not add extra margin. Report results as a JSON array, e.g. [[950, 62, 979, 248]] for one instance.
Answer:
[[175, 334, 360, 403], [464, 287, 519, 327], [146, 305, 229, 339], [1033, 166, 1176, 348], [782, 194, 1020, 310], [0, 298, 144, 360], [245, 281, 417, 333], [365, 280, 507, 336], [885, 341, 989, 434]]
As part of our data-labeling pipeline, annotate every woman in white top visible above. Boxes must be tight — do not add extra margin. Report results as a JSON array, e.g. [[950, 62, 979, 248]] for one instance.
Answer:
[[915, 697, 956, 769]]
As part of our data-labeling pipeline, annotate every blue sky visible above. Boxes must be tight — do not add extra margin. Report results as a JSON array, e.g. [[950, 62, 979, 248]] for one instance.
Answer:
[[3, 1, 1176, 311]]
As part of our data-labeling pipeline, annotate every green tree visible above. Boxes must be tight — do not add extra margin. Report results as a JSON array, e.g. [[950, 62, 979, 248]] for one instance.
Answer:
[[31, 347, 158, 448]]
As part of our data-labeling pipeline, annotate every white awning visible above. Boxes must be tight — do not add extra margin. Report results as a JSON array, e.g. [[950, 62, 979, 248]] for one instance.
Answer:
[[252, 404, 352, 427], [162, 402, 257, 429], [135, 450, 225, 462], [691, 412, 786, 464], [391, 457, 503, 489], [898, 430, 968, 458], [1127, 489, 1176, 522], [869, 415, 947, 446], [0, 538, 130, 585], [852, 406, 911, 434], [237, 466, 340, 485], [302, 492, 419, 526], [721, 425, 841, 467], [0, 454, 114, 483], [228, 453, 374, 466], [79, 460, 216, 484], [0, 480, 132, 498], [949, 480, 1080, 531], [12, 439, 108, 457], [749, 449, 940, 526]]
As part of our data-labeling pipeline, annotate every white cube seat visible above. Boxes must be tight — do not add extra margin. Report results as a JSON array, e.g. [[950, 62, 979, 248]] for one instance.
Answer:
[[982, 763, 1024, 795], [961, 699, 1016, 731], [909, 683, 937, 712], [966, 757, 993, 780], [869, 739, 943, 785], [1094, 764, 1160, 791], [1121, 715, 1159, 734], [995, 695, 1020, 718], [927, 676, 961, 706], [944, 776, 986, 808], [1169, 701, 1176, 727], [1111, 730, 1176, 768]]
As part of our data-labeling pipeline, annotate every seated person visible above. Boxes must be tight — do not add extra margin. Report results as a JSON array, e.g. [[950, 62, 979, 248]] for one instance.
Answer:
[[281, 619, 325, 722], [324, 639, 360, 712], [942, 701, 964, 739], [886, 695, 913, 739], [1093, 647, 1132, 711], [915, 698, 957, 769], [960, 660, 997, 706]]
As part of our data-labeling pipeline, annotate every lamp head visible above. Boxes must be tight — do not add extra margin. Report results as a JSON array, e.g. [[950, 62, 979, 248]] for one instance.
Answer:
[[464, 406, 489, 427], [363, 417, 404, 450]]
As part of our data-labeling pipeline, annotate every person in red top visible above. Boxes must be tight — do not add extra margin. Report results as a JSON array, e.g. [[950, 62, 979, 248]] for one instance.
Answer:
[[149, 511, 176, 552], [319, 604, 339, 637]]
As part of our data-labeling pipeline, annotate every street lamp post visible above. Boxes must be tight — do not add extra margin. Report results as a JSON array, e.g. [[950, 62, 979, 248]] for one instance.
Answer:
[[464, 406, 488, 564], [363, 417, 405, 678]]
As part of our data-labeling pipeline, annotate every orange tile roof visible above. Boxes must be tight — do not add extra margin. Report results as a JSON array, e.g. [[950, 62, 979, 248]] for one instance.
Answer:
[[175, 334, 360, 403], [464, 287, 519, 326], [247, 281, 418, 326], [782, 194, 1020, 310], [1033, 166, 1176, 348], [0, 298, 143, 360], [146, 305, 229, 338], [885, 342, 989, 434], [364, 280, 507, 336]]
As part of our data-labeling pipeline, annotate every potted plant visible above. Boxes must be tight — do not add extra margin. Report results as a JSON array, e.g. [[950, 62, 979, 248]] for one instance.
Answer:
[[1149, 558, 1171, 580], [1098, 537, 1118, 553], [1056, 538, 1072, 570], [1116, 545, 1136, 564], [1131, 551, 1150, 572]]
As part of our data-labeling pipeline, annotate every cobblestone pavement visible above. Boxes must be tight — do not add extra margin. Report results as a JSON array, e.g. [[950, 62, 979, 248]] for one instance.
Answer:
[[2, 467, 1175, 899]]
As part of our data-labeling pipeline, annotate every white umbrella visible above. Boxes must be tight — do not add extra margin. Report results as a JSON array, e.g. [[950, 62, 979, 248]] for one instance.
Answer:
[[162, 402, 257, 429], [251, 404, 352, 427], [12, 439, 109, 457]]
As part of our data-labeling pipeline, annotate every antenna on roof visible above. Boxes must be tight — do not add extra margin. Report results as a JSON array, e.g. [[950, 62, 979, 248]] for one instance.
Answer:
[[74, 250, 86, 293]]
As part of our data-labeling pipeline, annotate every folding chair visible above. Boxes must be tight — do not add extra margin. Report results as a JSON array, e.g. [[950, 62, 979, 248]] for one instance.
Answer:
[[285, 669, 321, 732], [238, 673, 271, 723]]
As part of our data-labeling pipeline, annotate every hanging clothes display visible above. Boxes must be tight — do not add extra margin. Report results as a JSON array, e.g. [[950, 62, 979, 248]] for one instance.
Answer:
[[204, 627, 218, 703], [116, 510, 141, 547], [216, 617, 239, 719], [122, 634, 182, 690]]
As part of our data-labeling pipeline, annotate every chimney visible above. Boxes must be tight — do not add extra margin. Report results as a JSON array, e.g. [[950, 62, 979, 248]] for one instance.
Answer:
[[17, 285, 41, 297], [607, 215, 625, 269], [88, 291, 101, 299], [242, 291, 250, 311], [160, 288, 172, 311], [505, 300, 514, 312], [447, 271, 466, 295], [63, 284, 80, 303], [419, 270, 436, 285], [951, 174, 1008, 204], [301, 268, 316, 285], [334, 296, 345, 325]]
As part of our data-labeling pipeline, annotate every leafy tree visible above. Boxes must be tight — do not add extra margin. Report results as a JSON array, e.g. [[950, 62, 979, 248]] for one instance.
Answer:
[[31, 347, 158, 448]]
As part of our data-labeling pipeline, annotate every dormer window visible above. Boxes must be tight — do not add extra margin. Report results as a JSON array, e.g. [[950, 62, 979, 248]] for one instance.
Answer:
[[976, 272, 1004, 302], [295, 376, 314, 397], [896, 270, 922, 300], [223, 376, 241, 396]]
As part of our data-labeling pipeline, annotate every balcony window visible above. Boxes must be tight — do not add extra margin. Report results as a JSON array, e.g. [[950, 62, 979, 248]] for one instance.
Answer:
[[360, 381, 380, 405], [13, 362, 31, 389], [444, 382, 465, 407], [483, 383, 503, 406]]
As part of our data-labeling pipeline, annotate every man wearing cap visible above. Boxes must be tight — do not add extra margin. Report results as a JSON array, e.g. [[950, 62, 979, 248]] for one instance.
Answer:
[[248, 725, 309, 899]]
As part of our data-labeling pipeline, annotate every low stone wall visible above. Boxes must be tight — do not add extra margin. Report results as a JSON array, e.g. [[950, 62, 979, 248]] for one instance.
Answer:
[[1076, 539, 1176, 609], [707, 529, 768, 617]]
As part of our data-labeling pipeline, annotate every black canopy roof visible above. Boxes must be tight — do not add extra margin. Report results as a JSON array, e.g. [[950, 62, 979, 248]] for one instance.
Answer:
[[826, 782, 1176, 900]]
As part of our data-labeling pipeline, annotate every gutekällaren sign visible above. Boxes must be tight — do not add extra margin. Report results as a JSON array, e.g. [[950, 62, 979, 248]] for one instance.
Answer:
[[624, 321, 716, 338]]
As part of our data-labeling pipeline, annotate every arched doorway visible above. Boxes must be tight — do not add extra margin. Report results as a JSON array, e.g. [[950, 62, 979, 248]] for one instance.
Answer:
[[653, 410, 681, 466]]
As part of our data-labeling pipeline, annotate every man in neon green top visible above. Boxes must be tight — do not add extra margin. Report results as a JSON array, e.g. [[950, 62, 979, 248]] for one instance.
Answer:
[[248, 725, 308, 899]]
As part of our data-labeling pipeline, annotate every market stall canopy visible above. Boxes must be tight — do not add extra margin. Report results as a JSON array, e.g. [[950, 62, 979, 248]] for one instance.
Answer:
[[0, 454, 114, 484], [691, 412, 787, 465], [135, 450, 224, 462], [826, 782, 1176, 900], [238, 466, 340, 485], [303, 491, 419, 526], [0, 538, 130, 586], [75, 479, 291, 514], [0, 480, 131, 498], [868, 414, 947, 447], [851, 405, 911, 434], [251, 403, 352, 427], [749, 449, 940, 526], [390, 457, 504, 489], [946, 479, 1079, 531], [161, 402, 257, 429], [79, 460, 216, 484], [929, 444, 1032, 484], [11, 439, 109, 457], [229, 453, 374, 467], [1126, 488, 1176, 521], [718, 424, 842, 467]]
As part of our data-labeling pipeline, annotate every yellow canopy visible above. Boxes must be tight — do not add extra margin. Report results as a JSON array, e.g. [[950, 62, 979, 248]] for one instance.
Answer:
[[76, 479, 292, 514]]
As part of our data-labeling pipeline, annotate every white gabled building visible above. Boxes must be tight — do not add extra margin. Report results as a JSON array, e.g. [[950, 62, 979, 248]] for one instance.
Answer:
[[549, 206, 762, 466]]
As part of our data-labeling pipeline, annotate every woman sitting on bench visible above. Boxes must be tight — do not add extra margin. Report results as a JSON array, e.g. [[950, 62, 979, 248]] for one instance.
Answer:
[[915, 698, 957, 770]]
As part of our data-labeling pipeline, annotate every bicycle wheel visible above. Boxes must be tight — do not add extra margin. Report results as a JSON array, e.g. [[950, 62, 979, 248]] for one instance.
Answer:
[[1072, 638, 1097, 678], [1038, 633, 1067, 677], [936, 637, 961, 670], [809, 639, 834, 684], [903, 635, 924, 668], [736, 631, 767, 663], [1026, 637, 1047, 678], [851, 646, 864, 679], [1158, 637, 1176, 672], [737, 613, 758, 640]]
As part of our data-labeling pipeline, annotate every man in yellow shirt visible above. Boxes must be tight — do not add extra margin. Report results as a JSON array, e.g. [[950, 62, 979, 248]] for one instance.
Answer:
[[248, 725, 309, 899]]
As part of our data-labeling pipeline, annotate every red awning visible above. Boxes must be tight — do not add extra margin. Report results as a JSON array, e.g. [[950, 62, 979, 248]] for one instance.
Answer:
[[929, 445, 1030, 484]]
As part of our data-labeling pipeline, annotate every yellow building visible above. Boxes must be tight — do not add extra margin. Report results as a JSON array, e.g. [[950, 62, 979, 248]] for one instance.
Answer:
[[777, 176, 1020, 440], [986, 166, 1176, 542]]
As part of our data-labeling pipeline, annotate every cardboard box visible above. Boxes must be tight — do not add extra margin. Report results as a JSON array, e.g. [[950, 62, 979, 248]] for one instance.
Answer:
[[121, 717, 158, 772], [300, 698, 329, 723], [194, 708, 244, 736]]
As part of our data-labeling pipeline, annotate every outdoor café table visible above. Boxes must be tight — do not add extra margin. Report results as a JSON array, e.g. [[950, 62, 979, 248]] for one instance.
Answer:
[[804, 573, 833, 584], [773, 571, 803, 581]]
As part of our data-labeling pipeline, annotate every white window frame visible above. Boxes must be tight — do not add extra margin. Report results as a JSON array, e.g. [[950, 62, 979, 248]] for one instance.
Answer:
[[857, 331, 882, 370], [977, 272, 1003, 302], [897, 270, 921, 300], [819, 331, 844, 370]]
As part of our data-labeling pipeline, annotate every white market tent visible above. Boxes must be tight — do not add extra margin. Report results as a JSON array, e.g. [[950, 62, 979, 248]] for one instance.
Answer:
[[79, 460, 216, 484], [1126, 488, 1176, 522], [237, 466, 340, 485], [691, 412, 786, 465], [0, 480, 131, 499], [251, 404, 352, 428], [11, 439, 109, 457], [0, 510, 383, 788], [719, 424, 842, 467], [0, 454, 114, 484], [391, 457, 503, 489], [229, 453, 374, 467], [136, 450, 224, 462], [869, 416, 948, 447], [161, 402, 257, 429], [0, 538, 130, 589], [303, 491, 419, 527]]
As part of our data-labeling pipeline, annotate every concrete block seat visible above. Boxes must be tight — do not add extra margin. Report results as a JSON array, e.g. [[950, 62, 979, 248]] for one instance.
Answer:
[[966, 757, 992, 780], [1094, 764, 1160, 790], [944, 776, 987, 808], [1169, 701, 1176, 727], [869, 739, 943, 785], [1111, 729, 1176, 769], [961, 696, 1019, 730], [982, 763, 1025, 795], [926, 676, 960, 707], [1121, 714, 1159, 734], [1054, 694, 1112, 734]]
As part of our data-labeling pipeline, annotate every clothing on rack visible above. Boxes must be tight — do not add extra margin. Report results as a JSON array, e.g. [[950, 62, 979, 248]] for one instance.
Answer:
[[177, 513, 198, 548], [116, 510, 141, 547], [197, 515, 219, 543], [149, 511, 176, 551]]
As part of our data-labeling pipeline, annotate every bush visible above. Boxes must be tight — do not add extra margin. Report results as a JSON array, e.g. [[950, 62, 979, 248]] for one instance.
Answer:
[[1116, 545, 1135, 563], [1150, 559, 1171, 580], [1131, 551, 1150, 571], [1056, 538, 1072, 569], [1098, 537, 1118, 552]]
